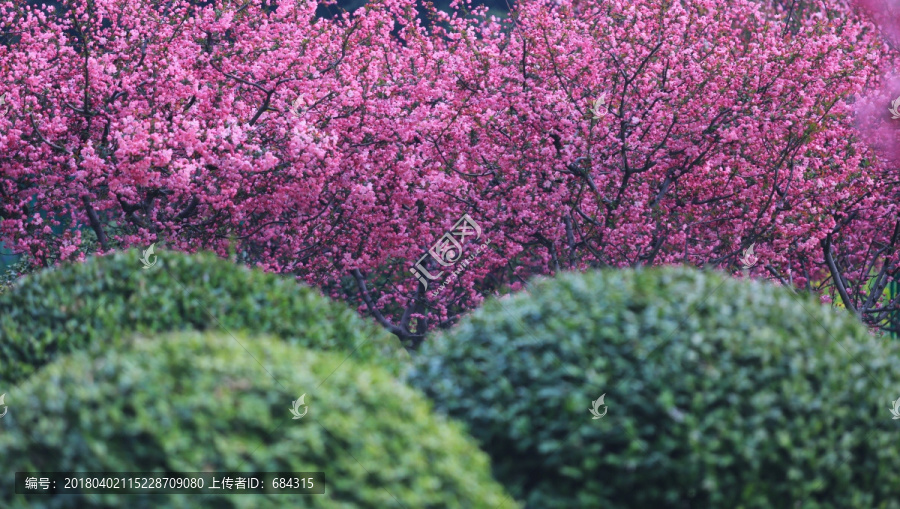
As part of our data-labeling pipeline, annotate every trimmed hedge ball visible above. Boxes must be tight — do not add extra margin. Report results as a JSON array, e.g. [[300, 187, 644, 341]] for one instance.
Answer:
[[0, 331, 515, 508], [408, 267, 900, 508], [0, 248, 407, 385]]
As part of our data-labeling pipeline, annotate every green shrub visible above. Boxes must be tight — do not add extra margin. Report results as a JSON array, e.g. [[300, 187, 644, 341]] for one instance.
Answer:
[[407, 267, 900, 508], [0, 249, 406, 385], [0, 331, 516, 508]]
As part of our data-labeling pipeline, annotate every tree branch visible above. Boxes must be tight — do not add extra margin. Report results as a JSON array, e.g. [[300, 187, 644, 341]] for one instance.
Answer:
[[29, 113, 70, 154], [352, 268, 424, 348], [82, 196, 109, 250], [175, 196, 200, 221], [823, 237, 858, 317]]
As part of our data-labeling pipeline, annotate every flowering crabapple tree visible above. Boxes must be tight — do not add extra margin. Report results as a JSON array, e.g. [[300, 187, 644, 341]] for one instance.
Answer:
[[0, 0, 892, 347], [817, 0, 900, 333]]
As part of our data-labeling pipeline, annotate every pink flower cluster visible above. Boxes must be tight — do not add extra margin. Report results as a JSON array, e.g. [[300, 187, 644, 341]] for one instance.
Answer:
[[0, 0, 894, 343]]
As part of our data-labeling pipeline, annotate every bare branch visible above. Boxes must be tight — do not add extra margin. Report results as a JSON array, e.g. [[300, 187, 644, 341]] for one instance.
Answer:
[[175, 196, 200, 221], [352, 268, 424, 348], [82, 196, 109, 250], [823, 237, 858, 317]]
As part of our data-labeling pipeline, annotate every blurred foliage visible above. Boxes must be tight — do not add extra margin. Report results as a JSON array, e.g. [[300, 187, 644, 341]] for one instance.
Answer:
[[408, 267, 900, 508], [0, 331, 515, 508], [0, 256, 33, 296], [0, 249, 408, 385]]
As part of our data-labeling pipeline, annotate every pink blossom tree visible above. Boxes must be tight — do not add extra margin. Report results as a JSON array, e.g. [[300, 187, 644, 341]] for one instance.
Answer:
[[0, 0, 890, 346], [816, 0, 900, 332]]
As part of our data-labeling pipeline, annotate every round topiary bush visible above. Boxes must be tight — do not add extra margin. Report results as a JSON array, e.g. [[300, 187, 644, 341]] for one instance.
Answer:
[[0, 249, 406, 385], [0, 331, 516, 508], [407, 267, 900, 508]]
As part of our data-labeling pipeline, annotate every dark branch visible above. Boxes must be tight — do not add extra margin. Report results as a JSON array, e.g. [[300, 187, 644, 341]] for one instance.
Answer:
[[352, 268, 424, 348], [82, 196, 110, 250]]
